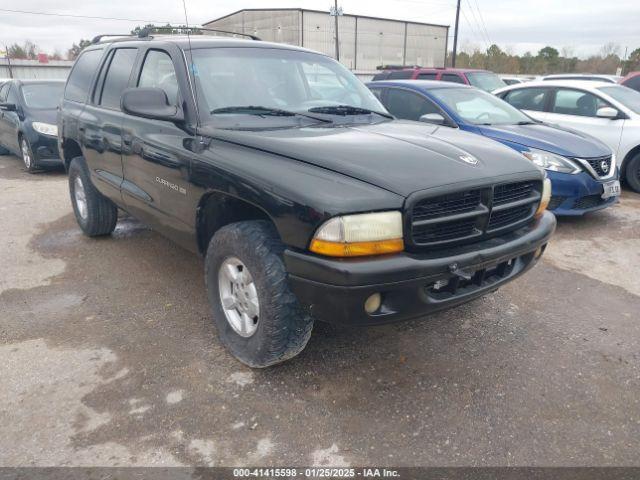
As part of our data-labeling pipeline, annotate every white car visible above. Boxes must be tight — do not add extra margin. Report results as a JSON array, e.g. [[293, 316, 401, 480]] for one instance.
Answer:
[[501, 76, 526, 86], [541, 74, 622, 83], [495, 80, 640, 192]]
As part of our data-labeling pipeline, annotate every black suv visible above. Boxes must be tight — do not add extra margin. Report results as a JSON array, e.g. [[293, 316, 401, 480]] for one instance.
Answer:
[[58, 33, 556, 367]]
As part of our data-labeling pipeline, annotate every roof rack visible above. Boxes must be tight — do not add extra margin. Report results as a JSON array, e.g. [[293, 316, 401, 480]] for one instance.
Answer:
[[137, 26, 261, 41], [376, 64, 421, 71], [91, 34, 138, 44]]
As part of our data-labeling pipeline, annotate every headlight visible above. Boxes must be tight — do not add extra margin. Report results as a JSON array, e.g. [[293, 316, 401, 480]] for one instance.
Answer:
[[522, 149, 580, 174], [309, 211, 404, 257], [32, 122, 58, 137], [535, 177, 552, 218]]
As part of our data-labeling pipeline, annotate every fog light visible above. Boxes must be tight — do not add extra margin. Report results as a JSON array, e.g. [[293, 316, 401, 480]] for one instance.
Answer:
[[364, 293, 382, 314]]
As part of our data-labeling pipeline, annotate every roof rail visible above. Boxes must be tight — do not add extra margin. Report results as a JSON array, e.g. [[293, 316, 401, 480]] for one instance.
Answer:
[[138, 25, 261, 41], [376, 64, 421, 71], [91, 34, 138, 44]]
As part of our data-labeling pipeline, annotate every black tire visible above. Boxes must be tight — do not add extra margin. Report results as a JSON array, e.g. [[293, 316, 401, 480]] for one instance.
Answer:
[[20, 136, 39, 173], [68, 157, 118, 236], [625, 153, 640, 193], [205, 220, 314, 368]]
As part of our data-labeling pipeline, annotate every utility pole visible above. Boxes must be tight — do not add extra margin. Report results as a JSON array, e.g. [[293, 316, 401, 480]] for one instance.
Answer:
[[451, 0, 461, 67], [4, 45, 13, 79], [331, 0, 341, 62]]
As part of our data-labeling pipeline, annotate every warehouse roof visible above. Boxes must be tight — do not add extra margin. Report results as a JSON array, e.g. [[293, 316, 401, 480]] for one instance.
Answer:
[[205, 8, 449, 30]]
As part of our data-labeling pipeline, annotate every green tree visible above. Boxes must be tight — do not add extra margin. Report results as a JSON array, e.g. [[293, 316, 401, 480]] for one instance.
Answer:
[[7, 41, 38, 59], [67, 39, 92, 60]]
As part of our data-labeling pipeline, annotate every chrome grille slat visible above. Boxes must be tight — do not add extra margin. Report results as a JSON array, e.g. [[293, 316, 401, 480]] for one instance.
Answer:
[[573, 155, 613, 179]]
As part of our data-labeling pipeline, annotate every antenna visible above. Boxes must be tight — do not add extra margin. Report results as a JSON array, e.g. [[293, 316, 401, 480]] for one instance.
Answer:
[[181, 0, 200, 127]]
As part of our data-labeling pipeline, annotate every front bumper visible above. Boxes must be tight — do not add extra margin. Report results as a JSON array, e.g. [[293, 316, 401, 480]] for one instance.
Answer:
[[285, 211, 556, 326], [26, 131, 62, 167], [547, 170, 618, 216]]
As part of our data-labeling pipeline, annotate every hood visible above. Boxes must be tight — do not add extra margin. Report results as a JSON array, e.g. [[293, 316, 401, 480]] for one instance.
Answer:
[[202, 120, 539, 197], [26, 107, 58, 125], [478, 123, 611, 158]]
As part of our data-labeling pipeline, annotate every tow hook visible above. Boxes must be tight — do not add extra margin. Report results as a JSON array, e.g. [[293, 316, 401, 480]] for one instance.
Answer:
[[448, 262, 474, 280]]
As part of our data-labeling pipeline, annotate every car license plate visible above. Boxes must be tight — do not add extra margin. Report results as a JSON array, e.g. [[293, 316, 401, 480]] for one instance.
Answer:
[[601, 180, 621, 199]]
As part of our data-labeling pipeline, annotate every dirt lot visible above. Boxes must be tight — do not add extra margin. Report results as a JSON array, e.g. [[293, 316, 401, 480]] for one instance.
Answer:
[[1, 154, 639, 467]]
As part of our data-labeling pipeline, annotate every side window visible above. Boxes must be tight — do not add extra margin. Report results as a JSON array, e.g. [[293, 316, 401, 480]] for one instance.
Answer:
[[138, 50, 180, 106], [369, 88, 383, 101], [0, 83, 9, 102], [624, 76, 640, 92], [98, 48, 138, 110], [503, 87, 549, 112], [417, 73, 437, 80], [384, 88, 440, 121], [441, 74, 465, 84], [387, 70, 414, 80], [6, 85, 19, 104], [65, 49, 104, 103], [551, 89, 609, 117]]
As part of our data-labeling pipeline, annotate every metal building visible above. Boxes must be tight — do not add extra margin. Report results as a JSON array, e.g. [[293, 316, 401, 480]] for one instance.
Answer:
[[203, 9, 449, 72]]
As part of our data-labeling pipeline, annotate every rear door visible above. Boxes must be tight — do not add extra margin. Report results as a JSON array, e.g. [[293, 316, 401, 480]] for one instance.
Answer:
[[80, 47, 139, 200], [500, 86, 551, 122], [544, 87, 624, 156], [120, 46, 196, 248]]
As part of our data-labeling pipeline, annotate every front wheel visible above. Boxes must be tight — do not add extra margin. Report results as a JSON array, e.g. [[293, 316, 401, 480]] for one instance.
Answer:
[[21, 136, 38, 173], [68, 157, 118, 236], [205, 220, 314, 368], [625, 153, 640, 193]]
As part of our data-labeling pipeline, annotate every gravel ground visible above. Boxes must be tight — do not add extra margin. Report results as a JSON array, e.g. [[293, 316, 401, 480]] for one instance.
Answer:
[[1, 154, 639, 467]]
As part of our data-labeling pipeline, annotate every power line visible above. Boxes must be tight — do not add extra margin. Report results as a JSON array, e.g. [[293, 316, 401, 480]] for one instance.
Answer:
[[0, 8, 180, 24], [463, 0, 490, 49], [472, 0, 493, 46]]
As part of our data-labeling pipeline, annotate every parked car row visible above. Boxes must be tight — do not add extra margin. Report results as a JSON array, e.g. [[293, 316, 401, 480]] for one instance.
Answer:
[[367, 80, 621, 214]]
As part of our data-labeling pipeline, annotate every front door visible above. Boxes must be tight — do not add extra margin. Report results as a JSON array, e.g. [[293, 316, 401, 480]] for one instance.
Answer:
[[544, 88, 625, 157], [120, 47, 195, 249]]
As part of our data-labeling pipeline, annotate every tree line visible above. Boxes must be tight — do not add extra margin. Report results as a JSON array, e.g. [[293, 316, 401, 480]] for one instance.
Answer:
[[446, 43, 640, 76]]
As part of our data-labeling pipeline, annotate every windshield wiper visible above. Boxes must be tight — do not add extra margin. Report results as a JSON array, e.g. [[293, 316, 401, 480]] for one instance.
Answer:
[[516, 120, 537, 125], [211, 106, 332, 124], [308, 105, 394, 119]]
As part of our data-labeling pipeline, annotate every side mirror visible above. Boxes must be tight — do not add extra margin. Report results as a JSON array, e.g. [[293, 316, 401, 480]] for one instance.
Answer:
[[596, 106, 618, 119], [419, 113, 446, 125], [121, 88, 184, 122], [0, 102, 17, 112]]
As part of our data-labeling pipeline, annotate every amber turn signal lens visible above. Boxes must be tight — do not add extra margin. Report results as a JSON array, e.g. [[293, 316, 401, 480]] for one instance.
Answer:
[[535, 178, 552, 218], [309, 238, 404, 257]]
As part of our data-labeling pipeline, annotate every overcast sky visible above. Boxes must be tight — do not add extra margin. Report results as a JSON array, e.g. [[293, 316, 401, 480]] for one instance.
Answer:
[[0, 0, 638, 58]]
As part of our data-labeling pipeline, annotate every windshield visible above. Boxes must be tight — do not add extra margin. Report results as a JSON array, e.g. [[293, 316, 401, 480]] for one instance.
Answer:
[[190, 47, 386, 126], [598, 85, 640, 114], [430, 87, 532, 125], [21, 83, 65, 109], [466, 72, 506, 92]]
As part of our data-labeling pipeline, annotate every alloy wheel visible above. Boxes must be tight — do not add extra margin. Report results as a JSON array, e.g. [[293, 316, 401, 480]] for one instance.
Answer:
[[218, 257, 260, 337]]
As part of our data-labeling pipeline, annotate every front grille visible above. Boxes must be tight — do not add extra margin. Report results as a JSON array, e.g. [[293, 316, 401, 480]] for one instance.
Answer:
[[409, 180, 541, 248], [574, 194, 605, 210], [493, 181, 535, 205], [412, 190, 482, 221], [488, 204, 533, 231], [412, 218, 480, 244], [576, 155, 613, 178], [548, 195, 567, 210]]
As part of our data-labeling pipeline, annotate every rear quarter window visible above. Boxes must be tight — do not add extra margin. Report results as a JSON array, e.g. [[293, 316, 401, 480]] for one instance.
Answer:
[[64, 49, 104, 103]]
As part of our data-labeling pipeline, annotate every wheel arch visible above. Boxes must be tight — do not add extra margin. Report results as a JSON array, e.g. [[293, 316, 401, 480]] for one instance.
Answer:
[[621, 144, 640, 182], [195, 190, 279, 256], [61, 138, 83, 171]]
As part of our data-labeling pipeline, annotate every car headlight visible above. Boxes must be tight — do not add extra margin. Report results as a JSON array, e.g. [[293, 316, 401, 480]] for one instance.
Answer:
[[522, 149, 580, 174], [309, 211, 404, 257], [32, 122, 58, 137], [535, 177, 552, 218]]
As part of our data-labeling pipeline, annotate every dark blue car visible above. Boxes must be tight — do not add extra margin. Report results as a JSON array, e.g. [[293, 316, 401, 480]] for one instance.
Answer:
[[367, 80, 621, 215]]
